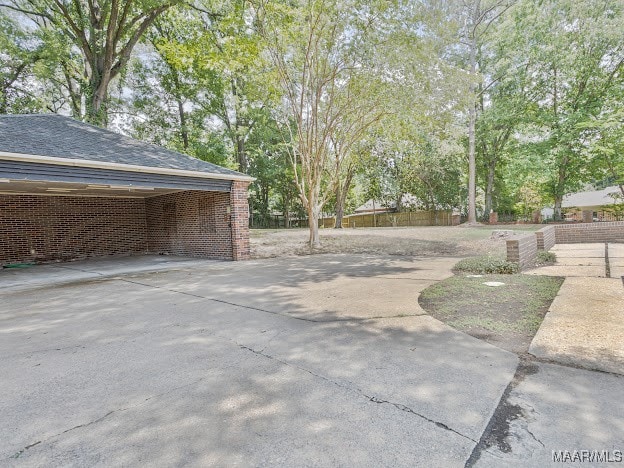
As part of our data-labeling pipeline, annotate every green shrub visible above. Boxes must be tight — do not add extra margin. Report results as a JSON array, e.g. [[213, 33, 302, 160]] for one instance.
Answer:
[[454, 255, 520, 274], [536, 250, 556, 265]]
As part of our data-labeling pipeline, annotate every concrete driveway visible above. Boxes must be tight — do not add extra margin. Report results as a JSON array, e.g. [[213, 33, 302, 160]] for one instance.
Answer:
[[1, 254, 623, 467]]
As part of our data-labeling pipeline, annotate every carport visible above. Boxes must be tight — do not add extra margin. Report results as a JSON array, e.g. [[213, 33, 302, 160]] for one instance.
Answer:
[[0, 114, 253, 265]]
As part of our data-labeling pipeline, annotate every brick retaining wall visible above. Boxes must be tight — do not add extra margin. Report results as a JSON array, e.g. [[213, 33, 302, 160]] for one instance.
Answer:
[[553, 221, 624, 244], [507, 233, 538, 270], [507, 222, 624, 270], [536, 225, 556, 251]]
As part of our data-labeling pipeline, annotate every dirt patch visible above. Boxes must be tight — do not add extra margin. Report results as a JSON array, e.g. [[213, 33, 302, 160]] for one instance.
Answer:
[[419, 273, 564, 354], [251, 225, 540, 259]]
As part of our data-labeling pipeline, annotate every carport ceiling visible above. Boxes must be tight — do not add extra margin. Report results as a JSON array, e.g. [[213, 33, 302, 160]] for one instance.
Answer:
[[0, 179, 183, 198]]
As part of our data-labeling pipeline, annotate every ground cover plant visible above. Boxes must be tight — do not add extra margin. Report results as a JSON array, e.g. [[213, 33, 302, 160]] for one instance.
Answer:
[[419, 273, 564, 354], [453, 255, 519, 274], [536, 251, 557, 265]]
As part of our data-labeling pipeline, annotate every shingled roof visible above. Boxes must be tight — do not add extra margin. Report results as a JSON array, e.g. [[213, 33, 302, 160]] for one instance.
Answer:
[[562, 186, 623, 208], [0, 114, 249, 179]]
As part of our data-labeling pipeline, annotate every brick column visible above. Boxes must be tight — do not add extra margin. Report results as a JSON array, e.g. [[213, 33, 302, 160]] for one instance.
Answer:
[[506, 233, 537, 270], [230, 180, 251, 260]]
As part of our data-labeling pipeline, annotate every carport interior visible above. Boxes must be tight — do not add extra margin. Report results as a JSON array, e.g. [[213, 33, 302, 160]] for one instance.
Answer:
[[0, 179, 236, 265]]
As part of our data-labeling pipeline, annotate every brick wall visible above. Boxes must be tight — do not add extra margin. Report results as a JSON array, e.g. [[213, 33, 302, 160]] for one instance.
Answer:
[[554, 221, 624, 244], [1, 187, 251, 265], [507, 233, 538, 270], [535, 225, 556, 251], [230, 181, 251, 260], [0, 194, 147, 265], [145, 190, 234, 260]]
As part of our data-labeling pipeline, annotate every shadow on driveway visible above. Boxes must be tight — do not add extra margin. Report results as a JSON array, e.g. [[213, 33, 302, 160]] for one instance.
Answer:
[[1, 254, 518, 466]]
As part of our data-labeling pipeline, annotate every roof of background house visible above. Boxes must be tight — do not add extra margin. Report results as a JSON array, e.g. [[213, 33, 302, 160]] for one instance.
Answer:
[[354, 194, 420, 213], [562, 186, 623, 208], [354, 199, 394, 213], [0, 114, 249, 179]]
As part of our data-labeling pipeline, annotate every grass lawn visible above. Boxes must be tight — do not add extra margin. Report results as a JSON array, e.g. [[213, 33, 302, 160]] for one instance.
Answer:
[[419, 273, 564, 354]]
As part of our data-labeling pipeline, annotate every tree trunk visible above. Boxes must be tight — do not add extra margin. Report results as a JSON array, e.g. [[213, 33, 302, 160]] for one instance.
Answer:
[[371, 199, 376, 227], [308, 204, 321, 248], [283, 207, 290, 228], [467, 114, 477, 222], [554, 195, 563, 220], [334, 183, 344, 229], [334, 169, 354, 228], [177, 99, 189, 149], [467, 43, 478, 223], [484, 162, 495, 216], [85, 73, 110, 127], [554, 153, 568, 220], [466, 0, 481, 224], [236, 136, 247, 173], [0, 88, 7, 114]]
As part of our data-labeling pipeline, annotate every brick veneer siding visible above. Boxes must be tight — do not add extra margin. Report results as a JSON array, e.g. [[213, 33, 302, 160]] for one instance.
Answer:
[[145, 190, 234, 259], [553, 221, 624, 244], [1, 186, 251, 265], [230, 181, 251, 260], [0, 194, 147, 265], [535, 225, 556, 251], [507, 233, 538, 271]]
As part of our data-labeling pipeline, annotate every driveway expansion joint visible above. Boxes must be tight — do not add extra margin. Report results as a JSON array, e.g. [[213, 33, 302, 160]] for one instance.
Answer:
[[118, 278, 422, 324]]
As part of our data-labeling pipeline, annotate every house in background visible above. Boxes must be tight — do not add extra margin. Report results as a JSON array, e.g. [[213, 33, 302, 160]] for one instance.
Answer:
[[354, 194, 420, 214], [562, 186, 624, 221], [0, 114, 253, 266]]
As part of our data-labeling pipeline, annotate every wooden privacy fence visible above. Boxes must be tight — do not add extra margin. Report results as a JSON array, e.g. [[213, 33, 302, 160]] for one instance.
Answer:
[[320, 210, 458, 228]]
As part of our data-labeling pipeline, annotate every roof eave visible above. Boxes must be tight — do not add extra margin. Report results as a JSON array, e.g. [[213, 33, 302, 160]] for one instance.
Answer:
[[0, 151, 255, 183]]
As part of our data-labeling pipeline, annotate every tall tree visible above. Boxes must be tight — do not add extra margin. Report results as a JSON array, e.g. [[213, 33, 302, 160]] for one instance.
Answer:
[[1, 0, 181, 125], [456, 0, 513, 223], [508, 0, 624, 218], [582, 107, 624, 197], [148, 0, 273, 172], [255, 0, 386, 247], [0, 11, 42, 113]]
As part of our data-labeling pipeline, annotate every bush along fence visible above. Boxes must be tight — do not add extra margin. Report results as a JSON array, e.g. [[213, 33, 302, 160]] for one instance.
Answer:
[[507, 221, 624, 270], [320, 210, 460, 229]]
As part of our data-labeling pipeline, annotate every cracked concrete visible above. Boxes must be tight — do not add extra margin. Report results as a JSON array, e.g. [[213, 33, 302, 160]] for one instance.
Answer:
[[237, 340, 477, 444], [472, 362, 624, 468], [1, 254, 516, 466], [2, 253, 622, 466]]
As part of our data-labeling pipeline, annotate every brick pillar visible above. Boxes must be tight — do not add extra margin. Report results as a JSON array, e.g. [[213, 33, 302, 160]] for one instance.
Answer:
[[230, 180, 251, 260], [489, 211, 498, 224], [581, 210, 593, 223]]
